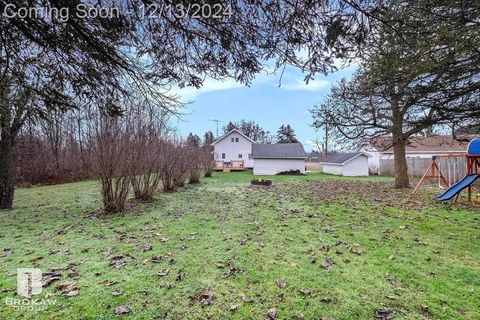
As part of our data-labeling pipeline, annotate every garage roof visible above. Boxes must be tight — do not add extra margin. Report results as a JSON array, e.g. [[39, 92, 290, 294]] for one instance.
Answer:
[[252, 143, 307, 159], [321, 152, 370, 165]]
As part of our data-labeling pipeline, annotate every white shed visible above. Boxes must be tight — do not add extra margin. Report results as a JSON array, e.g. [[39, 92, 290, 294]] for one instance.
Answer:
[[252, 143, 306, 175], [322, 152, 370, 176]]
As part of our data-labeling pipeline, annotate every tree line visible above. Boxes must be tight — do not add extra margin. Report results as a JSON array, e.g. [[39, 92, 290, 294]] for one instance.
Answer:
[[186, 121, 300, 146], [13, 102, 214, 213]]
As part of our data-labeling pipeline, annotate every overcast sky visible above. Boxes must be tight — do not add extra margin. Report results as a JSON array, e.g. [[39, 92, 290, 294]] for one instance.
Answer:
[[171, 62, 357, 151]]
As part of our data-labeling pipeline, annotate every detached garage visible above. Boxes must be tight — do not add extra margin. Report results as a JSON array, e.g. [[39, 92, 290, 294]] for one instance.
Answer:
[[252, 143, 306, 175], [322, 152, 370, 176]]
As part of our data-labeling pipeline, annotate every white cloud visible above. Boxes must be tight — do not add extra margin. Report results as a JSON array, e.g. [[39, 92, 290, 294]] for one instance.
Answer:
[[281, 79, 330, 91]]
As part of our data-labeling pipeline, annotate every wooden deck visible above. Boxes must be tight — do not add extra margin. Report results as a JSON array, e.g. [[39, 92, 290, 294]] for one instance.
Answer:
[[214, 160, 245, 172]]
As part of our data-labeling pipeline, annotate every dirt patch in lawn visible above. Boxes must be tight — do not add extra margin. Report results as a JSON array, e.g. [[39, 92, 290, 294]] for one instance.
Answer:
[[306, 180, 440, 210]]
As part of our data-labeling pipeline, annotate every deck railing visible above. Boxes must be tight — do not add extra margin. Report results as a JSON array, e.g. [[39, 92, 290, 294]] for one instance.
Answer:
[[214, 160, 245, 171]]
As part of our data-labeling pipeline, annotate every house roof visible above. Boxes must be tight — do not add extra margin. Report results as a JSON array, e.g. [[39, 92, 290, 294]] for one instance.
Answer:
[[211, 128, 256, 145], [370, 135, 473, 153], [252, 143, 306, 159], [316, 152, 341, 163], [321, 152, 370, 165]]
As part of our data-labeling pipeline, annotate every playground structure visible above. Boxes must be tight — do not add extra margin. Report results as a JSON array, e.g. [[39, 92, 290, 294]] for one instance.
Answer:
[[413, 137, 480, 202]]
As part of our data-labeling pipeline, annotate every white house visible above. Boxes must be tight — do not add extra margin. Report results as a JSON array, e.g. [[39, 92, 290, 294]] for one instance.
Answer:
[[211, 129, 255, 168], [361, 135, 472, 174], [252, 143, 306, 175], [322, 152, 370, 176]]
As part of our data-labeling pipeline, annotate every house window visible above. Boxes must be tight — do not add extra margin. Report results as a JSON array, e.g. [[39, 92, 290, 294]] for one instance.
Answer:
[[235, 138, 239, 142], [221, 153, 225, 159], [248, 154, 252, 159], [238, 154, 242, 159], [231, 137, 234, 142]]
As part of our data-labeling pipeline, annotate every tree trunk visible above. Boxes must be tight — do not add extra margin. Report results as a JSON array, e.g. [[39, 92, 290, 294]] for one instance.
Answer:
[[0, 136, 15, 209], [392, 133, 410, 188]]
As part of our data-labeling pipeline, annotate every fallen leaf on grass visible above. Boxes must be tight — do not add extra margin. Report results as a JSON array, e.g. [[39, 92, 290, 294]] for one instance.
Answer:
[[151, 256, 162, 263], [240, 292, 253, 302], [225, 267, 243, 277], [265, 308, 277, 319], [350, 248, 365, 255], [48, 249, 60, 255], [31, 256, 43, 265], [101, 247, 114, 256], [374, 308, 394, 320], [41, 272, 62, 287], [276, 278, 287, 288], [114, 306, 130, 315], [1, 248, 13, 257], [157, 269, 169, 277], [175, 272, 185, 282], [100, 279, 118, 287], [112, 288, 123, 296], [190, 291, 214, 306], [67, 269, 79, 277], [56, 280, 79, 297], [109, 256, 126, 268], [299, 288, 317, 297], [44, 292, 54, 299], [320, 296, 334, 303], [322, 258, 333, 270]]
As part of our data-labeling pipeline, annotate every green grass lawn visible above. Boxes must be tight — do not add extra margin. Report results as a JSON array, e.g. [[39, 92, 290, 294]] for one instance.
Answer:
[[1, 171, 479, 319]]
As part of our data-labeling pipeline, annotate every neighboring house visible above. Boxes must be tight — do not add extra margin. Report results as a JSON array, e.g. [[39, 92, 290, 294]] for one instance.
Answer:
[[252, 143, 307, 175], [360, 135, 472, 174], [322, 152, 370, 176], [212, 129, 255, 168]]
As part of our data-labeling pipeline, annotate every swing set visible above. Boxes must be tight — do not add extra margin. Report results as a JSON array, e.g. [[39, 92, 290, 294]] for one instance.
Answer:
[[413, 137, 480, 203]]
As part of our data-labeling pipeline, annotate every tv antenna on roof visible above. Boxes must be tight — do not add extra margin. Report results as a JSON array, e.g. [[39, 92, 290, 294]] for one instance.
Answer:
[[209, 119, 223, 137]]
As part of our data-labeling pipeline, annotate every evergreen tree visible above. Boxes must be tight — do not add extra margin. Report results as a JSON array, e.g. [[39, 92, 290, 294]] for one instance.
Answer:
[[276, 124, 299, 143], [203, 131, 214, 145], [222, 122, 237, 134], [186, 133, 201, 148]]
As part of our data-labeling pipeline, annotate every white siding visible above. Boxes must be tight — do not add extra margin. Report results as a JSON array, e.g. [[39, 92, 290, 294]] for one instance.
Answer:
[[322, 163, 343, 175], [213, 132, 254, 167], [322, 154, 369, 176], [360, 146, 381, 174], [253, 159, 305, 175], [343, 155, 369, 176]]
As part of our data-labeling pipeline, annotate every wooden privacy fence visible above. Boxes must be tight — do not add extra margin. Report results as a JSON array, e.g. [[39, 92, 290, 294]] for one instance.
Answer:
[[380, 157, 467, 182]]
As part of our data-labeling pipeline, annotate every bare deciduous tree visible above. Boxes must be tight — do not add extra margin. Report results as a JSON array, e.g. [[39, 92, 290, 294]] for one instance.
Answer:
[[92, 115, 135, 213], [201, 147, 215, 178]]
